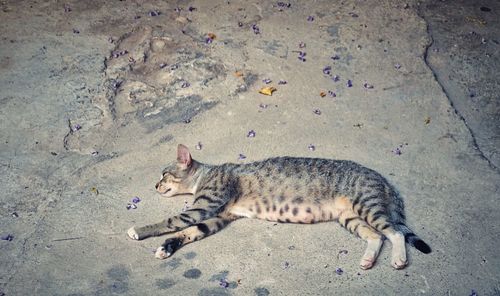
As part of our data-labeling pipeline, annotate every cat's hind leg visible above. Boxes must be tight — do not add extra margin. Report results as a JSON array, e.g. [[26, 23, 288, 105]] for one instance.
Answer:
[[338, 210, 383, 269], [362, 208, 407, 269], [155, 214, 237, 259]]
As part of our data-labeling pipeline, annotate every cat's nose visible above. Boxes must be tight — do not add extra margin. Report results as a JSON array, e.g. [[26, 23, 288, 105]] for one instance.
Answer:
[[155, 183, 159, 189]]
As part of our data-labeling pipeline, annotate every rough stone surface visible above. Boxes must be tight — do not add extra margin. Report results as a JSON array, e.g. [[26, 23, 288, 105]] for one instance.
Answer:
[[0, 0, 499, 295]]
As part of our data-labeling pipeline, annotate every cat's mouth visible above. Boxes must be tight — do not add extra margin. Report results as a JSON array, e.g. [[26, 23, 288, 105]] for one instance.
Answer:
[[160, 188, 172, 196]]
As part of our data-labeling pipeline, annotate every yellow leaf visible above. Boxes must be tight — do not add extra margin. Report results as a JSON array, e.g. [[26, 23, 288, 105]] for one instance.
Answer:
[[259, 87, 276, 96]]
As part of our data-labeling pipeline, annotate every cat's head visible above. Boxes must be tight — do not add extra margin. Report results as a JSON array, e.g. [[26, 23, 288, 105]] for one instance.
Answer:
[[155, 144, 198, 198]]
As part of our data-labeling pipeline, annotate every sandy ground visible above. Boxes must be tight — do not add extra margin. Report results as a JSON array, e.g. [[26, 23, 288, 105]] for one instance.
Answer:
[[1, 0, 499, 295]]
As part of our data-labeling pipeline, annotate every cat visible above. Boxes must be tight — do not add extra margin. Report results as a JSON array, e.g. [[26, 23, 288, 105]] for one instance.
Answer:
[[127, 144, 431, 269]]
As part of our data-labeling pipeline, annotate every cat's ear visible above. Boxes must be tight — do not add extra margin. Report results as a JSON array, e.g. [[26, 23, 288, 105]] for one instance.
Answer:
[[177, 144, 192, 168]]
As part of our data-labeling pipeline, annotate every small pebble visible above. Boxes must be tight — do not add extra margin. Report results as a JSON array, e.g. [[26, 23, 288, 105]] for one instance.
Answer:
[[332, 75, 340, 82], [313, 109, 321, 115], [195, 142, 202, 150], [299, 42, 306, 48], [262, 78, 272, 84], [307, 15, 314, 22], [126, 203, 137, 210], [346, 80, 353, 87], [308, 144, 316, 151], [335, 268, 343, 275], [278, 80, 287, 85], [247, 130, 256, 138], [394, 63, 402, 69], [238, 154, 247, 160]]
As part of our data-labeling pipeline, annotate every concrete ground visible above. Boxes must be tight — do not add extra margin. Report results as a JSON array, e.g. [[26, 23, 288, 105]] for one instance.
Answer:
[[1, 0, 499, 295]]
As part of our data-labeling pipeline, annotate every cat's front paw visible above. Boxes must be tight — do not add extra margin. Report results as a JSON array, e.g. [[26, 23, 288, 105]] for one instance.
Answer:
[[155, 237, 183, 259], [127, 227, 141, 240], [155, 246, 170, 259]]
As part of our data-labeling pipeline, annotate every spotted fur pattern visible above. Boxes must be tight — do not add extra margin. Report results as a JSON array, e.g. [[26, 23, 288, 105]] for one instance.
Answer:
[[128, 144, 431, 269]]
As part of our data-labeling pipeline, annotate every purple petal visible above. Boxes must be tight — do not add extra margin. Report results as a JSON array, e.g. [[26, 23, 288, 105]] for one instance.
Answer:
[[308, 144, 316, 151], [251, 24, 260, 34], [262, 78, 272, 84], [328, 90, 336, 97], [219, 279, 229, 288], [363, 82, 374, 89], [72, 124, 82, 132], [307, 15, 314, 22], [238, 154, 247, 160], [313, 109, 321, 115], [323, 66, 332, 75], [298, 42, 306, 48], [331, 55, 340, 60], [346, 80, 353, 87], [332, 75, 340, 82], [1, 234, 14, 241], [247, 130, 256, 138], [394, 63, 401, 69], [335, 267, 343, 275], [132, 197, 141, 204], [148, 10, 161, 17]]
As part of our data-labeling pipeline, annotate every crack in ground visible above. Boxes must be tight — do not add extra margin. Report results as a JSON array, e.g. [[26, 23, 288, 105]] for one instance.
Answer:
[[416, 8, 499, 173]]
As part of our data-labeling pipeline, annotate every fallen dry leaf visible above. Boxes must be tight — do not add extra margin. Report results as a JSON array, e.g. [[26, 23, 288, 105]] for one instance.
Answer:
[[259, 86, 276, 96]]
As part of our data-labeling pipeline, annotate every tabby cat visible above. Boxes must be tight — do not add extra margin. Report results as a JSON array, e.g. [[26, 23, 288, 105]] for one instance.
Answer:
[[128, 144, 431, 269]]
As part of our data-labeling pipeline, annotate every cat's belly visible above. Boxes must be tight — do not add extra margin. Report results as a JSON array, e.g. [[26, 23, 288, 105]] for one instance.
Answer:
[[228, 196, 352, 224]]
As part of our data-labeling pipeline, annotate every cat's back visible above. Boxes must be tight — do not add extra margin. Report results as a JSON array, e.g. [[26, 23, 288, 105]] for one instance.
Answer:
[[237, 156, 381, 181]]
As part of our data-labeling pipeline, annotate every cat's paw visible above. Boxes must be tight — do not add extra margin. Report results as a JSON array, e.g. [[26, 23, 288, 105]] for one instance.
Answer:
[[127, 227, 140, 240], [360, 257, 375, 270], [155, 246, 170, 259], [155, 237, 183, 259], [391, 256, 408, 269]]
